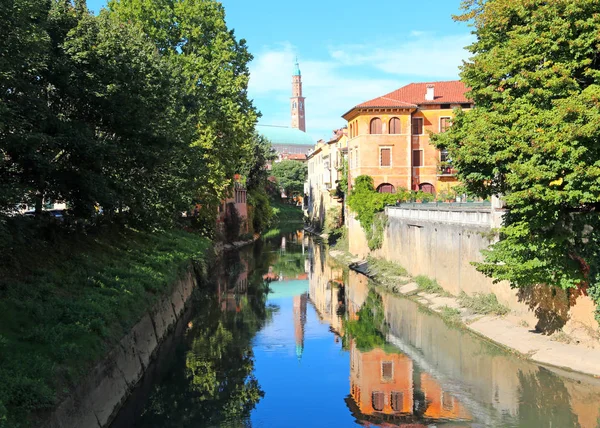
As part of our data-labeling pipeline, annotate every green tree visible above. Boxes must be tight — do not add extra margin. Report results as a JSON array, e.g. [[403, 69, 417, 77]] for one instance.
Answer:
[[109, 0, 259, 207], [270, 160, 307, 198], [434, 0, 600, 318]]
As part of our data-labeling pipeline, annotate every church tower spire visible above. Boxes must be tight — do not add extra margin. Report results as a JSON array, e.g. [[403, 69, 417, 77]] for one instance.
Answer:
[[291, 57, 306, 132]]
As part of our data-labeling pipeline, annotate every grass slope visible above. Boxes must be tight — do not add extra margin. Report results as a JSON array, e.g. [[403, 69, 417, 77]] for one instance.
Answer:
[[0, 226, 210, 427]]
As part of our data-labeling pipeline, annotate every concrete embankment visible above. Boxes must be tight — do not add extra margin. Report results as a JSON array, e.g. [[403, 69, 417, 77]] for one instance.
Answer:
[[335, 203, 600, 377], [43, 266, 199, 428]]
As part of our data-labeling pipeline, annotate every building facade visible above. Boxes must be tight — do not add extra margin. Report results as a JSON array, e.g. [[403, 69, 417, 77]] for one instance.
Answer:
[[305, 128, 348, 227], [342, 81, 471, 196]]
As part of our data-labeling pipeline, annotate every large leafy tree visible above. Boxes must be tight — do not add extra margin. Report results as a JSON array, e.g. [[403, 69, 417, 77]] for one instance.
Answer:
[[108, 0, 259, 208], [270, 160, 307, 197], [434, 0, 600, 315]]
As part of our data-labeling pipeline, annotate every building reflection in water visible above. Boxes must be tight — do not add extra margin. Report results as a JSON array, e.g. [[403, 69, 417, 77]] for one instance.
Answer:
[[308, 239, 600, 428], [293, 293, 308, 360]]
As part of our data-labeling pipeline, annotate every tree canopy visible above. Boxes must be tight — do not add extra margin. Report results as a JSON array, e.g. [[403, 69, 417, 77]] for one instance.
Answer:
[[270, 160, 307, 197], [433, 0, 600, 317], [0, 0, 259, 228]]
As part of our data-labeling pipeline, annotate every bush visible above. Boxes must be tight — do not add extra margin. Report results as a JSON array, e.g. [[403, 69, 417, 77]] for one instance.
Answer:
[[248, 189, 273, 233], [347, 176, 410, 250]]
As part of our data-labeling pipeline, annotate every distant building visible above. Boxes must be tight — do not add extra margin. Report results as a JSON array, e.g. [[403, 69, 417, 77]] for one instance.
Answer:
[[257, 59, 315, 157], [342, 81, 472, 195], [305, 128, 348, 227]]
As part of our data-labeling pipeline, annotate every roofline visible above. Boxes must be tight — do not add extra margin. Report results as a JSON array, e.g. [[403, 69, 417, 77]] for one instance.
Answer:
[[342, 105, 417, 120]]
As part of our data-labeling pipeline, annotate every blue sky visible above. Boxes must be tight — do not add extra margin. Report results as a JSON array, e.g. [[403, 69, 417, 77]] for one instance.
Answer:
[[87, 0, 473, 141]]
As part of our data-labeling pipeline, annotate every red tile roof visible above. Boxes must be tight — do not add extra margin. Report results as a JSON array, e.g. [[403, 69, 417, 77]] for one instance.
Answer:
[[280, 153, 307, 161], [343, 80, 471, 118]]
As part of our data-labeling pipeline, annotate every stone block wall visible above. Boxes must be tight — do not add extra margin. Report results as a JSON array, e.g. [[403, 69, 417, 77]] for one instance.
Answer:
[[43, 267, 199, 428]]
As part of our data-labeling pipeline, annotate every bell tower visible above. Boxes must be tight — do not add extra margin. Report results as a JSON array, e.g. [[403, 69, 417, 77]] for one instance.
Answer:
[[290, 58, 306, 132]]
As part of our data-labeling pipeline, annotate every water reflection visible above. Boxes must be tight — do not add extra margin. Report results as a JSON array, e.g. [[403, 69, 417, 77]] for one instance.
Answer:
[[113, 233, 600, 428], [309, 242, 600, 427]]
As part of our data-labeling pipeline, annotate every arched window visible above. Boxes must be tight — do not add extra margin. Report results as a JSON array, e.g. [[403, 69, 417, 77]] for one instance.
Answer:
[[389, 117, 401, 134], [354, 121, 359, 137], [293, 101, 297, 109], [391, 391, 404, 411], [419, 183, 435, 195], [377, 183, 395, 194], [349, 123, 353, 138], [370, 117, 382, 134]]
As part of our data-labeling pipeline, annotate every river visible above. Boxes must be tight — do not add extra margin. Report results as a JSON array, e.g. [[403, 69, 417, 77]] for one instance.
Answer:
[[111, 229, 600, 428]]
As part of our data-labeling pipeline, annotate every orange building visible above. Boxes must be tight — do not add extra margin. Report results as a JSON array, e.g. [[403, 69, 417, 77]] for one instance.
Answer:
[[349, 340, 414, 416], [342, 81, 472, 195]]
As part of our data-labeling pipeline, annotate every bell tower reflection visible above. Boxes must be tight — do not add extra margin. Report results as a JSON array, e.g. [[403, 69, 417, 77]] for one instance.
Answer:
[[293, 293, 308, 361]]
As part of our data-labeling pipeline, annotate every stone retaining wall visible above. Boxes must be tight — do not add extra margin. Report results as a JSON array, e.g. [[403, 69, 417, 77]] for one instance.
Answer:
[[347, 208, 598, 335], [43, 267, 199, 428]]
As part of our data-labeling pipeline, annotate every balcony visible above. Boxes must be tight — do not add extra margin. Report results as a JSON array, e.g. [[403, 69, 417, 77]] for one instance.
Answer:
[[438, 165, 457, 176]]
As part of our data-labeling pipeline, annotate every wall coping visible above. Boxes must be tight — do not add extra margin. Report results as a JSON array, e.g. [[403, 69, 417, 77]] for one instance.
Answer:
[[386, 203, 506, 228]]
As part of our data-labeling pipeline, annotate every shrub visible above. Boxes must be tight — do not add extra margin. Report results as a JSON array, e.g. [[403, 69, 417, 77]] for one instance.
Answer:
[[347, 175, 410, 250]]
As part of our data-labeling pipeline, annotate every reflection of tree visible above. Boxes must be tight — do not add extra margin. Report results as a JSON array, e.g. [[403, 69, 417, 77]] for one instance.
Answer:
[[271, 251, 306, 278], [343, 290, 388, 351], [501, 367, 578, 428]]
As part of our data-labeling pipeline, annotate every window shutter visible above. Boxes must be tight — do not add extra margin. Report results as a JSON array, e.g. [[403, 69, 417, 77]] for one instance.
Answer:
[[412, 150, 422, 167], [381, 361, 393, 379], [389, 117, 400, 134], [391, 391, 403, 411], [380, 148, 391, 167], [372, 391, 385, 411], [412, 117, 423, 135], [370, 118, 382, 134]]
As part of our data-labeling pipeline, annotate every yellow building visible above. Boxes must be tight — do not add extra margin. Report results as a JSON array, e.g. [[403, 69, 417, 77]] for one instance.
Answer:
[[342, 81, 472, 196], [305, 128, 348, 227]]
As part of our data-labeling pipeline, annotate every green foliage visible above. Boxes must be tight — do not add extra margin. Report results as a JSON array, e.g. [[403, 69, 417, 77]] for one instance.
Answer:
[[270, 160, 307, 197], [439, 306, 462, 325], [415, 275, 449, 296], [270, 199, 303, 224], [0, 0, 263, 231], [458, 292, 510, 316], [434, 0, 600, 318], [347, 176, 410, 250], [344, 290, 387, 351], [241, 133, 277, 193], [224, 202, 242, 243], [335, 157, 348, 199], [367, 256, 408, 278], [248, 189, 273, 234], [0, 226, 210, 426]]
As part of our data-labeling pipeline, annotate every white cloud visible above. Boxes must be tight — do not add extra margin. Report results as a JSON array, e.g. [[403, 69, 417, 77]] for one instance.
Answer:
[[248, 32, 473, 140], [328, 33, 474, 78]]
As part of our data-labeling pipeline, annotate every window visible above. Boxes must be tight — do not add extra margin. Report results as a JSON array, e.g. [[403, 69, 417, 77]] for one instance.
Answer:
[[389, 117, 401, 134], [372, 391, 385, 411], [349, 123, 353, 138], [419, 182, 435, 195], [380, 147, 391, 167], [440, 117, 451, 132], [412, 149, 423, 167], [441, 392, 454, 411], [370, 117, 382, 134], [299, 101, 303, 111], [377, 183, 395, 193], [441, 103, 451, 109], [293, 101, 297, 109], [381, 361, 393, 380], [412, 117, 423, 135], [461, 103, 472, 109], [391, 392, 404, 411], [440, 149, 450, 163]]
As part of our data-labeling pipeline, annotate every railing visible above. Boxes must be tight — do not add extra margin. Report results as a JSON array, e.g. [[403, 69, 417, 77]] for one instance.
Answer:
[[437, 165, 457, 176], [392, 201, 492, 212], [385, 200, 503, 228]]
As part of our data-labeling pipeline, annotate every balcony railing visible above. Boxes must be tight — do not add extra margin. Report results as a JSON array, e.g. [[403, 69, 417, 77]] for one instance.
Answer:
[[438, 165, 457, 176]]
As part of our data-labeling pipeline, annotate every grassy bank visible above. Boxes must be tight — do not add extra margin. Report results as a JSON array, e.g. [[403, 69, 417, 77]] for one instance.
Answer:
[[271, 199, 303, 224], [0, 226, 210, 427]]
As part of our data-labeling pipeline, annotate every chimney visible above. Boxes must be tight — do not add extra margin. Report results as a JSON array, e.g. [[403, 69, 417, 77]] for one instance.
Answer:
[[425, 84, 435, 101]]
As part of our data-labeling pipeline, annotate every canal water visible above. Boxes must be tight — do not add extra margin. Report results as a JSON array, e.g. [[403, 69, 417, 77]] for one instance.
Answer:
[[111, 229, 600, 428]]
